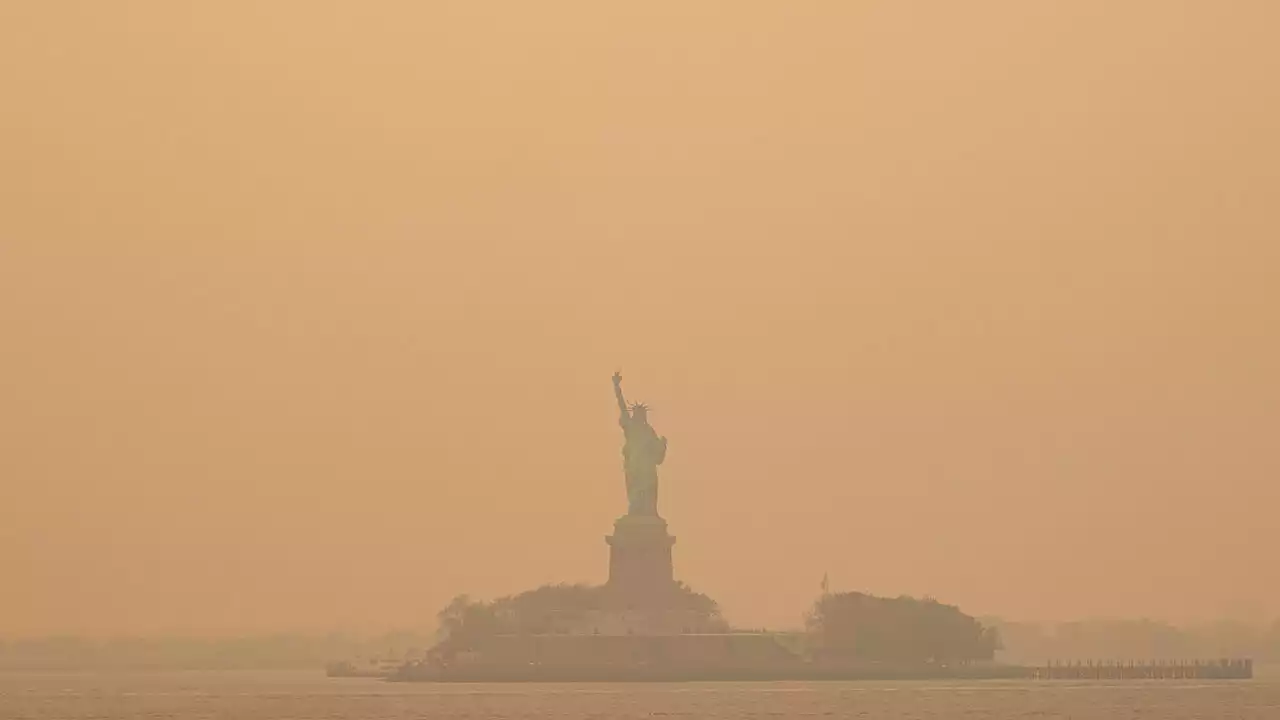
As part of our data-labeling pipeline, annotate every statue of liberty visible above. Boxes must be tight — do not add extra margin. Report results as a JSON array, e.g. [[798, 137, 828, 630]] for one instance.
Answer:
[[612, 372, 668, 517]]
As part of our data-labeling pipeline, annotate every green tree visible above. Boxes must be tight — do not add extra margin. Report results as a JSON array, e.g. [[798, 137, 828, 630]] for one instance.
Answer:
[[806, 591, 998, 664]]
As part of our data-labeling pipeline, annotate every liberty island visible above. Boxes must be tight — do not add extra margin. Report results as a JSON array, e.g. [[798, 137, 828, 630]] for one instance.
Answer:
[[374, 374, 1252, 683]]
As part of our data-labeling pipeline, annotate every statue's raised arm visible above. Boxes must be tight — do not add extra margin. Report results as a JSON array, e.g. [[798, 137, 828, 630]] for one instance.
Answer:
[[612, 371, 629, 425]]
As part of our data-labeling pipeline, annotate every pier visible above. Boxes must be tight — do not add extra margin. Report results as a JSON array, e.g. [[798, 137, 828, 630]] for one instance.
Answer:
[[1032, 659, 1252, 680]]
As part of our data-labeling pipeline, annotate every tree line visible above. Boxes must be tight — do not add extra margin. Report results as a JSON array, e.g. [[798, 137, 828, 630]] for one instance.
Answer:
[[434, 582, 728, 650], [806, 592, 1000, 664]]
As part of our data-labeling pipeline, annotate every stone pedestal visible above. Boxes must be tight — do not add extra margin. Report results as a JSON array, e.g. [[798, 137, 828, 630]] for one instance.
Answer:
[[605, 515, 676, 605]]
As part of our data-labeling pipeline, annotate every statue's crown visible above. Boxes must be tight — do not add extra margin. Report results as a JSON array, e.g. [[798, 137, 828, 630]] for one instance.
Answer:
[[628, 402, 650, 413]]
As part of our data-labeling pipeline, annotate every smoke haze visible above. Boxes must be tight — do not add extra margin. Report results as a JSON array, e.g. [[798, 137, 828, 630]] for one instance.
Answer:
[[2, 2, 1277, 636]]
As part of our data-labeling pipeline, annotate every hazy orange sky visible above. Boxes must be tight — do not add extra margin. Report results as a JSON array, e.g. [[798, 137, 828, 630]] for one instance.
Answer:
[[2, 2, 1277, 636]]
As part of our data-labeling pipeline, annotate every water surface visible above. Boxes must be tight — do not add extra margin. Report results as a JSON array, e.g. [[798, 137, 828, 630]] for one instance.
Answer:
[[2, 669, 1277, 719]]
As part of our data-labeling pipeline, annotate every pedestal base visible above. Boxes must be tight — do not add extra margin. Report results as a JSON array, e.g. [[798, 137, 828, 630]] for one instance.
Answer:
[[605, 515, 676, 605]]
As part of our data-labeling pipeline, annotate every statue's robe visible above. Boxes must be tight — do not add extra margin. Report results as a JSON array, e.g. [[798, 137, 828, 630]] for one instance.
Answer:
[[620, 415, 665, 516]]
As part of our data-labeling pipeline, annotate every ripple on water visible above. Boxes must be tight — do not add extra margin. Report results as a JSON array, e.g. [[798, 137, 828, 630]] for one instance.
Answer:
[[0, 671, 1277, 720]]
